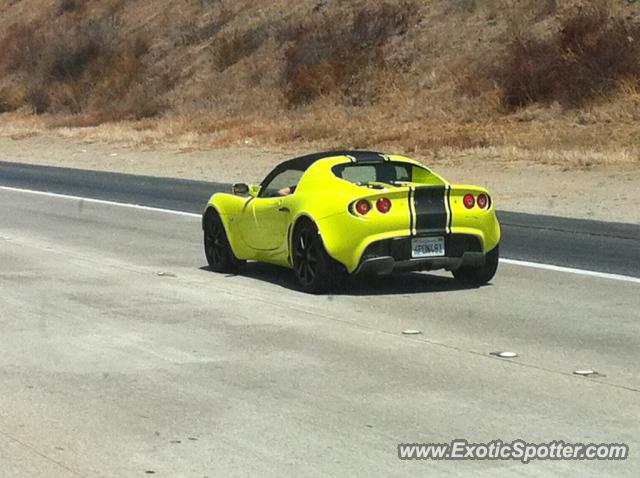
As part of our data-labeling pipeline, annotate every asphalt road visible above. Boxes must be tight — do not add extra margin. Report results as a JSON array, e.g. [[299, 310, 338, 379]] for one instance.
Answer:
[[0, 163, 639, 477], [2, 160, 639, 277]]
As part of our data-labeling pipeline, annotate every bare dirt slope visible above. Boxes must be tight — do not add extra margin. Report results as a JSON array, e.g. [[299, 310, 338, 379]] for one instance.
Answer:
[[0, 0, 639, 157]]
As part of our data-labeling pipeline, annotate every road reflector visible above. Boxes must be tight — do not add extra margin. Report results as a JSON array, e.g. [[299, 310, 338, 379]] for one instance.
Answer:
[[491, 351, 518, 358], [573, 369, 597, 376], [156, 271, 176, 277], [402, 330, 422, 335]]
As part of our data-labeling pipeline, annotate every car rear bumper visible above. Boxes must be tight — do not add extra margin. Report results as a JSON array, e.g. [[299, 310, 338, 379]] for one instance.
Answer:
[[354, 234, 486, 275]]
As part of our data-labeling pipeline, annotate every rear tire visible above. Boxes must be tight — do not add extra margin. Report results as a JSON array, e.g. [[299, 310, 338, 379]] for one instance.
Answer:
[[292, 221, 345, 294], [452, 244, 499, 286], [204, 209, 243, 273]]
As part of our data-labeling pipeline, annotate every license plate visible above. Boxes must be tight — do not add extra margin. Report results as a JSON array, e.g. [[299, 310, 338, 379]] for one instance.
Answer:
[[412, 236, 445, 258]]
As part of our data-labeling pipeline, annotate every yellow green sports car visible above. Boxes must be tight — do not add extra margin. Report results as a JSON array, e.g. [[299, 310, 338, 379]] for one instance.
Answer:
[[203, 151, 500, 293]]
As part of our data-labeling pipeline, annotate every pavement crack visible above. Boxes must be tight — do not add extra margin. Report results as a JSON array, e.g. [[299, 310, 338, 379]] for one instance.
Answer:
[[0, 428, 88, 477]]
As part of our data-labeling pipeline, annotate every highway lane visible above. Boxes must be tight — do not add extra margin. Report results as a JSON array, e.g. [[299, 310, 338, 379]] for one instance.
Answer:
[[2, 160, 639, 278], [1, 187, 639, 477]]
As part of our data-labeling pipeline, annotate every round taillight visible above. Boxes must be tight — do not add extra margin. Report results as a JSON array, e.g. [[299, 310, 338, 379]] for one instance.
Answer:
[[376, 197, 392, 214], [477, 193, 488, 209], [463, 194, 475, 209], [355, 199, 371, 215]]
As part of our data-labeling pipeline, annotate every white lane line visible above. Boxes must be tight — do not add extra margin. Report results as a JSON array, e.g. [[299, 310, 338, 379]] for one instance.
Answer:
[[0, 185, 201, 218], [2, 185, 639, 284], [501, 259, 640, 284]]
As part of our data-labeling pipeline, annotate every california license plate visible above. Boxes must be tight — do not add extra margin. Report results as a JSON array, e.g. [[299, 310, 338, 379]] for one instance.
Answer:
[[412, 236, 445, 258]]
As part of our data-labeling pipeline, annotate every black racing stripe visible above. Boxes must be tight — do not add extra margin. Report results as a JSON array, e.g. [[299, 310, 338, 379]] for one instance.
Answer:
[[446, 186, 453, 233], [414, 186, 447, 235], [408, 187, 415, 237]]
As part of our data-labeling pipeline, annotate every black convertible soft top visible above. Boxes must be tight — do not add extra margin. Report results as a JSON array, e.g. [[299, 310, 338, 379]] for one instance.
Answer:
[[258, 150, 391, 190], [278, 150, 388, 173]]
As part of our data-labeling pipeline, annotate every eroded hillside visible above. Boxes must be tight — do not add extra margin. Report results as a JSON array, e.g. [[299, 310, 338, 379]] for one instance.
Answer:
[[0, 0, 639, 165]]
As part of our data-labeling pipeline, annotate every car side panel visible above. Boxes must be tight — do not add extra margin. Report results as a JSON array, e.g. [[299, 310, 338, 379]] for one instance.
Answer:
[[249, 193, 299, 267], [205, 193, 256, 261], [449, 185, 501, 253], [287, 161, 411, 271], [301, 187, 412, 273]]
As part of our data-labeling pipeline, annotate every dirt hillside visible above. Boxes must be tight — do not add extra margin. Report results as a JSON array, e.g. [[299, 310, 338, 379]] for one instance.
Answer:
[[0, 0, 639, 167]]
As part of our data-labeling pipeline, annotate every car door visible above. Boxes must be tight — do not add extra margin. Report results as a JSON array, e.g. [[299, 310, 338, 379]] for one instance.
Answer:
[[238, 168, 303, 251]]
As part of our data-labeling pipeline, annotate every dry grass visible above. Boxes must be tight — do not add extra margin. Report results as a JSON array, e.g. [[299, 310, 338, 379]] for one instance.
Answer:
[[283, 1, 418, 106], [212, 24, 268, 72], [0, 2, 161, 118], [3, 106, 636, 171], [498, 6, 640, 108], [0, 0, 639, 168]]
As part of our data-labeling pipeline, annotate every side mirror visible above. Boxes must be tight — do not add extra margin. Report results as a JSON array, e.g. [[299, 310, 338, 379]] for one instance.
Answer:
[[248, 184, 260, 197], [232, 183, 249, 196]]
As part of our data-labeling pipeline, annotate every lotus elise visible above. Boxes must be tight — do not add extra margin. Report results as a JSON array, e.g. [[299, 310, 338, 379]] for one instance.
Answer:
[[203, 151, 500, 293]]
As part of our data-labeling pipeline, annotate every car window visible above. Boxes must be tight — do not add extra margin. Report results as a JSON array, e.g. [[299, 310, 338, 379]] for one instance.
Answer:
[[260, 169, 305, 198], [333, 162, 413, 184], [341, 165, 377, 183]]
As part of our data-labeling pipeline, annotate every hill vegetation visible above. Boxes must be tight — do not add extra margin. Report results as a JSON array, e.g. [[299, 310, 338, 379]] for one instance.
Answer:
[[0, 0, 639, 165]]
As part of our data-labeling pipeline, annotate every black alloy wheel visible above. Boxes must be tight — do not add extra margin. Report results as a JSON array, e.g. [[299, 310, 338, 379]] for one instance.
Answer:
[[204, 210, 241, 273], [452, 244, 499, 286], [292, 222, 344, 294]]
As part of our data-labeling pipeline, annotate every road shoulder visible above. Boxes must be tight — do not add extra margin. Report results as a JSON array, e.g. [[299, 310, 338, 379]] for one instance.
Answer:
[[1, 134, 638, 224]]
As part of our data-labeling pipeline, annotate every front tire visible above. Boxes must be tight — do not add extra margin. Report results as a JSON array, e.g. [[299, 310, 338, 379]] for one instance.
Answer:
[[452, 245, 499, 286], [204, 210, 243, 273], [292, 221, 345, 294]]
